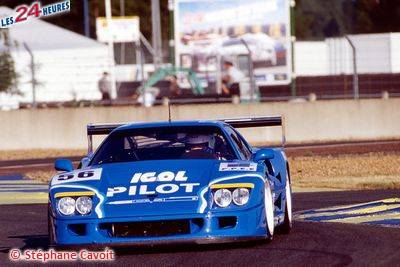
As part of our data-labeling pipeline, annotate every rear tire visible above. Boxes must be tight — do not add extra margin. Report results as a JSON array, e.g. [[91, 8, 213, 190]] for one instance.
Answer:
[[276, 171, 293, 234], [264, 183, 275, 241]]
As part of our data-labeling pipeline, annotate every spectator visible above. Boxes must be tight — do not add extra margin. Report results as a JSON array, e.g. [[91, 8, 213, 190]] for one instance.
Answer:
[[168, 75, 182, 97], [221, 60, 245, 95], [98, 72, 111, 101]]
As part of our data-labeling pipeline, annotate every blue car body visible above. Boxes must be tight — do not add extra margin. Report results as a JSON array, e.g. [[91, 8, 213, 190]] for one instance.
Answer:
[[48, 118, 292, 246]]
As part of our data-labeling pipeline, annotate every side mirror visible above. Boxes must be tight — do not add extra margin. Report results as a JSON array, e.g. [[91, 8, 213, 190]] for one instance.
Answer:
[[253, 149, 274, 162], [80, 157, 91, 169], [55, 159, 74, 172]]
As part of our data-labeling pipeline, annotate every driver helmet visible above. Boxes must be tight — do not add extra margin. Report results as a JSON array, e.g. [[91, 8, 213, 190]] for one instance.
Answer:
[[186, 134, 212, 148]]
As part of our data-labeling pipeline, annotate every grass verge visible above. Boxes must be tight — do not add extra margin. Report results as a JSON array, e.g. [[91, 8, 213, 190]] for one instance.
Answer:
[[289, 152, 400, 190], [0, 149, 85, 161]]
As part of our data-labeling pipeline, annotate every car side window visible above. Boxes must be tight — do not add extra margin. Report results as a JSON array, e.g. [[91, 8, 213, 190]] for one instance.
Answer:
[[224, 126, 251, 160], [233, 129, 253, 158]]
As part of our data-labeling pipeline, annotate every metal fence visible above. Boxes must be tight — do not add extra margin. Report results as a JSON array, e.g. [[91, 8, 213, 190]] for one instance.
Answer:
[[10, 32, 400, 109]]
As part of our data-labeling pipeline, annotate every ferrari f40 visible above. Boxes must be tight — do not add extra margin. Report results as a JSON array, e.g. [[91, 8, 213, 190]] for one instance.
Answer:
[[48, 116, 292, 246]]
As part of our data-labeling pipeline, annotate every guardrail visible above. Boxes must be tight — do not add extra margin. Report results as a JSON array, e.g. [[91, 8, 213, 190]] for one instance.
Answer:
[[18, 92, 398, 109]]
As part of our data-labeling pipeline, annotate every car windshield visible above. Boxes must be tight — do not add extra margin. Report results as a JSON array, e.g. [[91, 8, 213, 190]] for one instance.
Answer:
[[90, 126, 237, 165]]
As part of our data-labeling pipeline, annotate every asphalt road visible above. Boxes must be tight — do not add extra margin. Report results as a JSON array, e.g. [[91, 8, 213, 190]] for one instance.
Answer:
[[1, 190, 400, 266]]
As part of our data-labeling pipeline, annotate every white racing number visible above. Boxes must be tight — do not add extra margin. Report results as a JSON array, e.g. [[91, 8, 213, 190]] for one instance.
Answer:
[[51, 169, 102, 186]]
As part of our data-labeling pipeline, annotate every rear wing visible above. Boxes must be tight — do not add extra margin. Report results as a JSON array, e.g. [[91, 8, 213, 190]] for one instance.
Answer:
[[219, 116, 285, 147], [220, 116, 283, 128], [86, 115, 285, 154], [87, 123, 124, 154]]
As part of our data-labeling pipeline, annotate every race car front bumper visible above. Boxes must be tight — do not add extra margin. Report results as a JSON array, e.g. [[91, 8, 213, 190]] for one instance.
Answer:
[[51, 204, 268, 246]]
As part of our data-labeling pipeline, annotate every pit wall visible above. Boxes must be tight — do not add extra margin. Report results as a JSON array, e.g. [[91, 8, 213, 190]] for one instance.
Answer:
[[1, 99, 399, 150]]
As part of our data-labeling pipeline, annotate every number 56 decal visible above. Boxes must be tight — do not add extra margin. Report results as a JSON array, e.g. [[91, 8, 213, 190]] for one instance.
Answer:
[[51, 169, 102, 186]]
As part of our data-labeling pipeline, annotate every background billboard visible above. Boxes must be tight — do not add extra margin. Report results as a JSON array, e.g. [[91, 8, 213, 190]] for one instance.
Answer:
[[96, 16, 140, 43], [174, 0, 291, 87]]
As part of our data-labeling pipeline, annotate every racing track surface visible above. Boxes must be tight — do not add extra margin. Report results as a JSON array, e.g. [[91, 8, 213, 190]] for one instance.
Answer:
[[1, 190, 400, 266]]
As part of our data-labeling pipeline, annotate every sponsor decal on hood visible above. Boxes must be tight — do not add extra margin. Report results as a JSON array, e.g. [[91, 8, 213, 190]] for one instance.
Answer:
[[106, 171, 200, 198], [219, 162, 257, 171]]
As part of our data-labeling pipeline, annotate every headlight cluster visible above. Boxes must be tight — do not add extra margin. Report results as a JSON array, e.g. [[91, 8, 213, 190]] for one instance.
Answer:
[[57, 196, 93, 216], [213, 188, 250, 207]]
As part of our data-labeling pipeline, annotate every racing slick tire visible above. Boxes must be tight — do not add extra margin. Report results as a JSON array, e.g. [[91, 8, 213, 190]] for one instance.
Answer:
[[264, 182, 275, 241], [47, 205, 55, 246], [276, 170, 293, 234]]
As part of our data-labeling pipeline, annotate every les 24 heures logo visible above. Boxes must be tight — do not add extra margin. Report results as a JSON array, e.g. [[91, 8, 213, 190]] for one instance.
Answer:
[[0, 1, 70, 28]]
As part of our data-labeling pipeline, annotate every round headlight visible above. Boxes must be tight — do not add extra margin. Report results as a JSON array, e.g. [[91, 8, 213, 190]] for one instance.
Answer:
[[233, 188, 250, 206], [214, 189, 232, 207], [76, 196, 93, 215], [57, 197, 76, 215]]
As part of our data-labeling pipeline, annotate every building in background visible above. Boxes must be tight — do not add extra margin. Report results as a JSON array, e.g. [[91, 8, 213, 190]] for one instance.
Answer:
[[290, 32, 400, 99], [0, 6, 109, 110], [295, 33, 400, 76]]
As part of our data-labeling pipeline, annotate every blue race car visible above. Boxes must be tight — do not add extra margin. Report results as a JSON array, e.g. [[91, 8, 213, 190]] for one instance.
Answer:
[[48, 116, 292, 246]]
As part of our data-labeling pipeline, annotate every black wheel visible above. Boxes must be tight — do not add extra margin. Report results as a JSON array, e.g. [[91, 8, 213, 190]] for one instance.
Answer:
[[276, 170, 293, 234]]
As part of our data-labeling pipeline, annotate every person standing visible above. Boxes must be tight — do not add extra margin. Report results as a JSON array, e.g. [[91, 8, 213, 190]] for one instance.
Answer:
[[98, 72, 112, 101], [168, 75, 182, 97], [221, 60, 245, 95]]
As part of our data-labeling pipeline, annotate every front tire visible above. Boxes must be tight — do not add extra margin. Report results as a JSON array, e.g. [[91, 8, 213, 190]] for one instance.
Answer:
[[264, 183, 275, 241], [47, 205, 55, 247], [276, 171, 293, 234]]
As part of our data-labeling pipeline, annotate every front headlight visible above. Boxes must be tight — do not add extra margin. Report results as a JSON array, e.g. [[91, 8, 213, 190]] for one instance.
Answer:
[[232, 188, 250, 205], [57, 197, 76, 215], [214, 189, 232, 207], [75, 196, 93, 215]]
